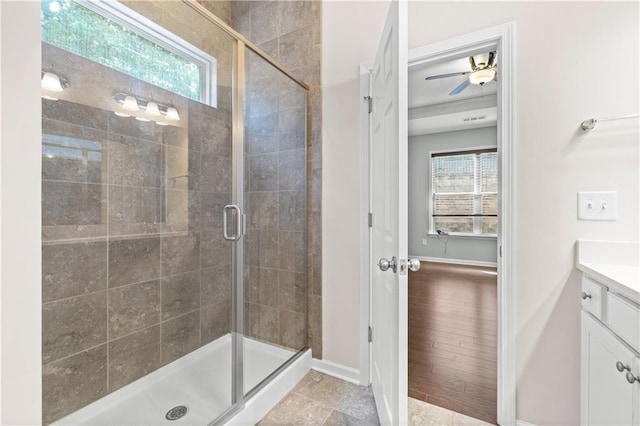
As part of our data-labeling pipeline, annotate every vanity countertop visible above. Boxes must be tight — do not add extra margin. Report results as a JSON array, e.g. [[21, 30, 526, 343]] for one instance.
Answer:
[[576, 240, 639, 303]]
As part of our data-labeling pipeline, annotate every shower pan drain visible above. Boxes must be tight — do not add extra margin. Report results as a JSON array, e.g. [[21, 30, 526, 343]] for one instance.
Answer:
[[165, 405, 189, 421]]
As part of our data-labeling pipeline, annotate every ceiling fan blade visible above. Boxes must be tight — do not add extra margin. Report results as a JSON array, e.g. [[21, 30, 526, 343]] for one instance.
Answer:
[[425, 71, 471, 80], [449, 79, 470, 95]]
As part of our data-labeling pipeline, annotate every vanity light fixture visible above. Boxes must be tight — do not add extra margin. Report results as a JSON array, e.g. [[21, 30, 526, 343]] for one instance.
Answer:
[[166, 107, 180, 121], [122, 95, 140, 111], [146, 101, 161, 116], [41, 69, 69, 100], [113, 92, 180, 125]]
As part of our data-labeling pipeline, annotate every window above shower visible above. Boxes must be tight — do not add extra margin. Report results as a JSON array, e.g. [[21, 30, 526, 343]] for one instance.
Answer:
[[41, 0, 217, 107]]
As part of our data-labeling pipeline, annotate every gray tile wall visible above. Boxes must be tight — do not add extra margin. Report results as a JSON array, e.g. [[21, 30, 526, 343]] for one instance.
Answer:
[[231, 0, 322, 359], [42, 95, 234, 424], [41, 6, 236, 419], [243, 50, 308, 350]]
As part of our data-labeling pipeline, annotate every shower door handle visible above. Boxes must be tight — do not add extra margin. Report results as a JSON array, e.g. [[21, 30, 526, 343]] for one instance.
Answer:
[[223, 204, 243, 241]]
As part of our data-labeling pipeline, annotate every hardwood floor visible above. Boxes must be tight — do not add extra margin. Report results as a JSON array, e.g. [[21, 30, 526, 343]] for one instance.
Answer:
[[408, 261, 497, 424]]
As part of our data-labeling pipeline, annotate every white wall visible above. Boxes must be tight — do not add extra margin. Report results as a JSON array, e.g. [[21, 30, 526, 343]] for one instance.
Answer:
[[321, 1, 390, 369], [408, 126, 498, 264], [322, 1, 639, 424], [0, 1, 42, 424]]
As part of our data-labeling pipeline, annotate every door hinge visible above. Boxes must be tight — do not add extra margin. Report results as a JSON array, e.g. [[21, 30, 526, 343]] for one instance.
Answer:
[[368, 326, 373, 342], [364, 96, 373, 113], [368, 213, 373, 228]]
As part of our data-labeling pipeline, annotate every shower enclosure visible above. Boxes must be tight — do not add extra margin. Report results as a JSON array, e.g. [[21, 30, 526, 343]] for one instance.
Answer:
[[40, 1, 308, 424]]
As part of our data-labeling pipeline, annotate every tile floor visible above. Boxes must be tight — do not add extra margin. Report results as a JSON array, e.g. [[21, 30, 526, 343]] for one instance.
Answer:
[[257, 370, 494, 425], [257, 370, 379, 425]]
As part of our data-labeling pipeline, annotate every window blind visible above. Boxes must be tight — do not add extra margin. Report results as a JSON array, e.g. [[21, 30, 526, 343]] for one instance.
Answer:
[[431, 149, 497, 235]]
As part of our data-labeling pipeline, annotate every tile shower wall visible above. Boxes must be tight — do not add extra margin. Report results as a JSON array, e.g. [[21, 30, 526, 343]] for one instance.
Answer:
[[243, 49, 308, 351], [41, 1, 315, 422], [231, 0, 323, 359], [41, 6, 235, 421]]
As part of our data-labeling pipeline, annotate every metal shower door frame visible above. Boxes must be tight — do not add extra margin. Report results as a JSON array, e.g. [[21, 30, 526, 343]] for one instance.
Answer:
[[180, 2, 311, 425]]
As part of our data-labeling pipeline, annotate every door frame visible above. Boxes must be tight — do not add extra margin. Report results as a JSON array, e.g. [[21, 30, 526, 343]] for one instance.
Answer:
[[359, 22, 516, 425]]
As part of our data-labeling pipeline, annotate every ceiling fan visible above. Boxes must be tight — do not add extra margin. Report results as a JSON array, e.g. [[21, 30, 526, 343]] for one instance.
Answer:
[[425, 51, 497, 96]]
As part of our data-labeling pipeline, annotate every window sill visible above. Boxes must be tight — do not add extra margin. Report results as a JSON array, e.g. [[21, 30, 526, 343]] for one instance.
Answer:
[[428, 233, 497, 240]]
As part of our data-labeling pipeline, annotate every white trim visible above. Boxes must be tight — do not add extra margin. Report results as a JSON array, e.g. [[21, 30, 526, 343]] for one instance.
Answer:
[[516, 420, 537, 426], [358, 64, 372, 387], [359, 21, 516, 426], [427, 233, 497, 240], [73, 0, 218, 107], [410, 256, 497, 268], [311, 359, 361, 385]]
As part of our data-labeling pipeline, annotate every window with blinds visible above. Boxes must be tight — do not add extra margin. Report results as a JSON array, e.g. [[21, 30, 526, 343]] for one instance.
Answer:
[[430, 148, 497, 235]]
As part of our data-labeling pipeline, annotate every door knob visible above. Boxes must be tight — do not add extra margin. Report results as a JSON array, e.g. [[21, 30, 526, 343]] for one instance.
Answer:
[[378, 257, 397, 273], [626, 372, 639, 384], [616, 361, 630, 373], [581, 291, 591, 300], [407, 258, 421, 272], [398, 258, 421, 275]]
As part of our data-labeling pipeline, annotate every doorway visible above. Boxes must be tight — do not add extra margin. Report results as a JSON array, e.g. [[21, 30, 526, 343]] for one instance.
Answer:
[[359, 22, 516, 426], [407, 50, 499, 422]]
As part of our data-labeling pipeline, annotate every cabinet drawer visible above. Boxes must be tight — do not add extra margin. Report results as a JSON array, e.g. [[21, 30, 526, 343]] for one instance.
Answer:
[[582, 276, 607, 321], [607, 293, 640, 353]]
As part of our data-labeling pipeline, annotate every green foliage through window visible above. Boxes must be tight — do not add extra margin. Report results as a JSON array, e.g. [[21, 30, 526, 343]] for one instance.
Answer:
[[41, 0, 203, 102]]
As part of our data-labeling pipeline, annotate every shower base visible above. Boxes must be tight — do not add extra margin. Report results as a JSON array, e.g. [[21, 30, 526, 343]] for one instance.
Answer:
[[54, 334, 311, 425]]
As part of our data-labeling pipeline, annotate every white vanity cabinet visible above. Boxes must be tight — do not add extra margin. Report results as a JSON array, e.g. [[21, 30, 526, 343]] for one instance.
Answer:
[[581, 276, 640, 426]]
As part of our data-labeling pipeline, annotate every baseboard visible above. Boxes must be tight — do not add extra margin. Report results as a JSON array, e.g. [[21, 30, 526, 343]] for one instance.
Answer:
[[515, 420, 536, 426], [410, 255, 497, 268], [311, 358, 361, 385]]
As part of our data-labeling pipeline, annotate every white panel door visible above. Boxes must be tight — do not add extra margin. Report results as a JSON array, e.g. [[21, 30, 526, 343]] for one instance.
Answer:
[[370, 1, 408, 425]]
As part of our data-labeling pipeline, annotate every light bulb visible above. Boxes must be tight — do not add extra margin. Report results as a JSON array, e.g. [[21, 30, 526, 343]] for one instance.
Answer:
[[122, 95, 140, 111], [166, 107, 180, 121], [146, 101, 161, 116], [469, 69, 496, 85], [41, 72, 64, 92], [135, 116, 151, 122]]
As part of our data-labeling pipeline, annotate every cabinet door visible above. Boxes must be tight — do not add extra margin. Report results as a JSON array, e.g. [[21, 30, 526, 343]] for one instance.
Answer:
[[582, 312, 637, 426], [634, 357, 640, 425]]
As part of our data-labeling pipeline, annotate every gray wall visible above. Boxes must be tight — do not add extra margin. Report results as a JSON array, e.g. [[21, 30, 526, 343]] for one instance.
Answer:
[[408, 126, 498, 264], [41, 40, 234, 423]]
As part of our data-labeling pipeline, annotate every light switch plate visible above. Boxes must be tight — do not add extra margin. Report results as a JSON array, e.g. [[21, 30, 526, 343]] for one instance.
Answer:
[[578, 191, 618, 221]]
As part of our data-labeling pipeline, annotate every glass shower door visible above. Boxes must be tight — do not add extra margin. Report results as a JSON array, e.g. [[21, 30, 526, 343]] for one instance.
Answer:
[[241, 46, 309, 396]]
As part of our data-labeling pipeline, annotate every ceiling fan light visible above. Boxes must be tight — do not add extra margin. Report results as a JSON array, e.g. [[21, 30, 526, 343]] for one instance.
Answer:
[[469, 68, 495, 85]]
